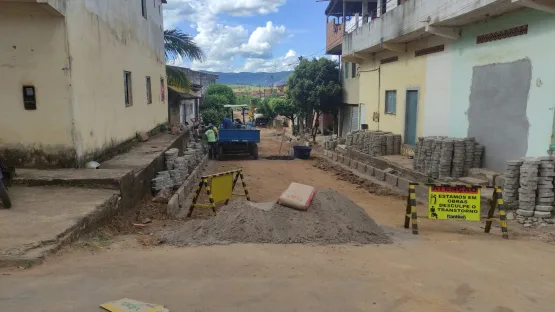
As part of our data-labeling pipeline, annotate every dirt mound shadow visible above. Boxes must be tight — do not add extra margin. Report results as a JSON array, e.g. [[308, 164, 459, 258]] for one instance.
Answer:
[[159, 189, 391, 246]]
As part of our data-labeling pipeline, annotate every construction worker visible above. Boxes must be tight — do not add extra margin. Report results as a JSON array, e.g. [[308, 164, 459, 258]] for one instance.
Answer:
[[205, 123, 217, 159]]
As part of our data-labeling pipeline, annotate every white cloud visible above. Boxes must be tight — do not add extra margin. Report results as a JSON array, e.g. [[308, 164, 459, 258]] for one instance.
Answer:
[[208, 0, 286, 16], [241, 49, 299, 73], [164, 1, 290, 72]]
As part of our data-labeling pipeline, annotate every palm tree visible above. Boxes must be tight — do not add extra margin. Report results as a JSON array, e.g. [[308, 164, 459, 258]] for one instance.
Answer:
[[164, 29, 205, 90]]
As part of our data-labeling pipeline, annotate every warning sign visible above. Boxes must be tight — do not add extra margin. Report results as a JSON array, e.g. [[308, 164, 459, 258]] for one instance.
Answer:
[[428, 185, 481, 222]]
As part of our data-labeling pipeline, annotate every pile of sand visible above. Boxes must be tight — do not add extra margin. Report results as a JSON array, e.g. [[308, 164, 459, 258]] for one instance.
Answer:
[[159, 189, 391, 246]]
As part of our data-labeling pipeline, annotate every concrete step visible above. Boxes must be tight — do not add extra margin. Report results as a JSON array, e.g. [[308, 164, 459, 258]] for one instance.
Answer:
[[0, 186, 119, 267], [14, 168, 132, 190]]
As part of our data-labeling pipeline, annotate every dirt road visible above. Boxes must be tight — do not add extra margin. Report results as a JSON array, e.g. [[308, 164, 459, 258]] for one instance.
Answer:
[[1, 129, 554, 312]]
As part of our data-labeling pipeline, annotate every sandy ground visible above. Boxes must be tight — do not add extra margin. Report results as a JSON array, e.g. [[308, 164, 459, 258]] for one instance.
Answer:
[[1, 128, 555, 312]]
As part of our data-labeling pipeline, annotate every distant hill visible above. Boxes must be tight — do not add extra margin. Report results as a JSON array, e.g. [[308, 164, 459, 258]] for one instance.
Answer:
[[203, 71, 293, 87]]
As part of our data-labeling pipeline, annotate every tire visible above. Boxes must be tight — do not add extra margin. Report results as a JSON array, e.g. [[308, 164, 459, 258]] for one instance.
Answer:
[[0, 181, 11, 209], [251, 143, 259, 160], [216, 145, 224, 161]]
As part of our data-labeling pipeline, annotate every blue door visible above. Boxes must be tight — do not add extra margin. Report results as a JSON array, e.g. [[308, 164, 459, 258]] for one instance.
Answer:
[[404, 90, 418, 145]]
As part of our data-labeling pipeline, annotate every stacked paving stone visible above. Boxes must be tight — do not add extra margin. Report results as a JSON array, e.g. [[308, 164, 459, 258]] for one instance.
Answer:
[[536, 156, 555, 217], [344, 130, 403, 157], [345, 132, 354, 147], [175, 156, 188, 177], [413, 136, 486, 179], [385, 134, 394, 155], [380, 135, 387, 156], [463, 138, 476, 176], [516, 158, 540, 217], [504, 160, 522, 209], [164, 148, 179, 170], [451, 139, 465, 178], [473, 144, 485, 168], [414, 137, 424, 171], [439, 139, 454, 180], [431, 139, 442, 179], [371, 133, 383, 156], [324, 136, 338, 151], [393, 135, 402, 155], [151, 171, 172, 193]]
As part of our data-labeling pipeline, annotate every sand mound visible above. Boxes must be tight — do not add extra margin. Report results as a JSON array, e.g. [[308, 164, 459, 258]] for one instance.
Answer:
[[160, 189, 391, 246]]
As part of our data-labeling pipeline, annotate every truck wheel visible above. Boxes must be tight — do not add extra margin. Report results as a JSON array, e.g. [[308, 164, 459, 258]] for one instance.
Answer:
[[216, 145, 224, 161], [0, 181, 12, 209], [251, 144, 259, 160]]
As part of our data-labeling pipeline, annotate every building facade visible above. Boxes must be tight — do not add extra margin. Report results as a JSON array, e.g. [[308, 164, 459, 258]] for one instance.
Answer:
[[167, 67, 218, 127], [0, 0, 167, 167], [325, 0, 555, 171]]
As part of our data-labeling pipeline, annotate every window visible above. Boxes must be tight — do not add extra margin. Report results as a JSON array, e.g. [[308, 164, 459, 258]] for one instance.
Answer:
[[160, 77, 165, 102], [351, 62, 357, 78], [22, 86, 37, 110], [344, 62, 349, 79], [385, 90, 396, 114], [146, 76, 152, 104], [124, 71, 133, 107], [141, 0, 147, 19]]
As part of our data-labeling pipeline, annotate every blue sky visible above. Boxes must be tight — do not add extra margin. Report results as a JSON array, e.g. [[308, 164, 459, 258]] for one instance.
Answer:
[[163, 0, 331, 73]]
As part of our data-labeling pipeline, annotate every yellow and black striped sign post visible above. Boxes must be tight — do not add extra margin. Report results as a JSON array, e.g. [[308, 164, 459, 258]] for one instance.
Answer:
[[404, 183, 509, 239], [187, 169, 250, 217]]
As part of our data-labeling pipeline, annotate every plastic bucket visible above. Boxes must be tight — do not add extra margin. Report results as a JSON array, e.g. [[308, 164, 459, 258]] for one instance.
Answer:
[[293, 146, 312, 160]]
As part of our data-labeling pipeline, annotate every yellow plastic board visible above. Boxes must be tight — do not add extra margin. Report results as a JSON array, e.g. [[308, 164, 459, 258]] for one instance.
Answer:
[[100, 298, 169, 312], [428, 185, 481, 222], [211, 173, 234, 203]]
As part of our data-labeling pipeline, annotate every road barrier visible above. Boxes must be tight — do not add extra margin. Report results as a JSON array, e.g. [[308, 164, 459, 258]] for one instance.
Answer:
[[404, 183, 508, 239], [187, 169, 250, 217]]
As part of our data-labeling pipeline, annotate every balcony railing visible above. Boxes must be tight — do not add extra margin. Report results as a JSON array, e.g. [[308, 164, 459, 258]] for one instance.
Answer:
[[326, 21, 343, 55]]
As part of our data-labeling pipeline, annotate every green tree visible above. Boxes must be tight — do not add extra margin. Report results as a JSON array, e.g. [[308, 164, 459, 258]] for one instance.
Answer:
[[204, 94, 227, 111], [272, 98, 297, 131], [205, 84, 236, 105], [257, 96, 277, 121], [287, 58, 342, 141], [201, 94, 228, 126], [200, 109, 226, 126], [165, 29, 205, 90]]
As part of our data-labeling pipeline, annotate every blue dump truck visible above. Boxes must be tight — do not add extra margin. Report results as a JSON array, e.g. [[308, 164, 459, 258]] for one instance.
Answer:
[[215, 105, 261, 160], [217, 128, 260, 160]]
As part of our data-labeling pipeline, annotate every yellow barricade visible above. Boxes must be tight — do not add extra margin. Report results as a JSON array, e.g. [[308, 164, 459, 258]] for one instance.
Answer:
[[404, 183, 508, 239], [187, 169, 250, 217]]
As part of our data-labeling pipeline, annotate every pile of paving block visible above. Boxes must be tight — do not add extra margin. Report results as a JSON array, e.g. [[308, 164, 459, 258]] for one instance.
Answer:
[[151, 140, 205, 193], [340, 130, 402, 156], [413, 136, 485, 180], [504, 157, 554, 219], [324, 136, 338, 151]]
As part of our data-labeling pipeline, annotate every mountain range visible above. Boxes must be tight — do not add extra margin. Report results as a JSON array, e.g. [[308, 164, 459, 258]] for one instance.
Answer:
[[203, 71, 293, 87]]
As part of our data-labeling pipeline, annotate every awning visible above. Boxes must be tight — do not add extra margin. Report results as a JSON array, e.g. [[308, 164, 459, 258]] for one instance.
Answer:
[[168, 86, 201, 99]]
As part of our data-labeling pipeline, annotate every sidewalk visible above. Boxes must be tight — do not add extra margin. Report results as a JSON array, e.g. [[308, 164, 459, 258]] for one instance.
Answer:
[[0, 131, 191, 266]]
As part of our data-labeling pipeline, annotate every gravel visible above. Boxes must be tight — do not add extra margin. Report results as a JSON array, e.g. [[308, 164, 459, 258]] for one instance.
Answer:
[[159, 189, 392, 246]]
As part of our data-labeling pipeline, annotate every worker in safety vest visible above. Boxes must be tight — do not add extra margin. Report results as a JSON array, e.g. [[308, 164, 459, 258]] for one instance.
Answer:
[[205, 123, 217, 159]]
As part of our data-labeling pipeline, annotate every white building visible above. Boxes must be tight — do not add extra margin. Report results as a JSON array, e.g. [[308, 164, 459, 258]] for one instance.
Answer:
[[0, 0, 168, 167]]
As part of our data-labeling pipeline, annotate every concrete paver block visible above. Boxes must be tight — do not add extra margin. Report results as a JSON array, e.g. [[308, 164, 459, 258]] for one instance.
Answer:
[[357, 163, 366, 174], [366, 166, 375, 176], [385, 173, 398, 187], [333, 153, 338, 161], [350, 160, 358, 169], [416, 185, 429, 199], [374, 169, 385, 181], [397, 177, 411, 191]]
